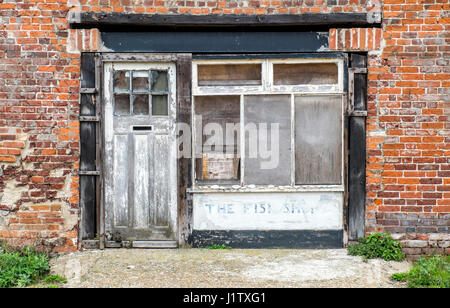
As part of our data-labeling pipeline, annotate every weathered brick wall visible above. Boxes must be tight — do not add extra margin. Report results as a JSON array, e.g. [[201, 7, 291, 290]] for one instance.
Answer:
[[1, 0, 448, 256], [0, 0, 79, 252], [369, 0, 449, 258], [331, 0, 450, 258]]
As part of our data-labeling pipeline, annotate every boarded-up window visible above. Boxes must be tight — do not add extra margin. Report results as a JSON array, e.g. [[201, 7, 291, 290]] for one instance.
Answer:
[[295, 95, 342, 184], [244, 95, 291, 185], [192, 59, 344, 187], [198, 64, 262, 86], [273, 63, 338, 85], [194, 96, 240, 182]]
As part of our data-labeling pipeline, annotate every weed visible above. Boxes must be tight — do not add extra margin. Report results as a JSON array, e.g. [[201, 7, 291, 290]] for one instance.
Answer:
[[391, 272, 408, 282], [391, 255, 449, 288], [348, 232, 405, 261], [206, 244, 232, 250], [0, 246, 50, 288]]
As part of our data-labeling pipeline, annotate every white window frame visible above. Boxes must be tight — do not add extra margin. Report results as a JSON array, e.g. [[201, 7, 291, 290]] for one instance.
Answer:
[[191, 57, 346, 193]]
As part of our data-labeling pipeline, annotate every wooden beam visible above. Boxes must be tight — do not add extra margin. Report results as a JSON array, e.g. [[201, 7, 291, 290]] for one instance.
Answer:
[[68, 12, 380, 29], [176, 53, 193, 247], [348, 53, 367, 241]]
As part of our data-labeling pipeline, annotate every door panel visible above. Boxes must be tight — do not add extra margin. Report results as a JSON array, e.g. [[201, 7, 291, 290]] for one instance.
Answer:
[[104, 61, 177, 243], [133, 133, 151, 229], [113, 134, 129, 227], [153, 134, 170, 226]]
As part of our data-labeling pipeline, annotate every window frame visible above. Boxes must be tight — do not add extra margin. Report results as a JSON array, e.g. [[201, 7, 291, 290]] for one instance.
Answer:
[[111, 62, 174, 119], [191, 56, 346, 192]]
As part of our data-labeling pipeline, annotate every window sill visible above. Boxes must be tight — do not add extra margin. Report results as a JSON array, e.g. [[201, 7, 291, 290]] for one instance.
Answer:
[[188, 185, 345, 194]]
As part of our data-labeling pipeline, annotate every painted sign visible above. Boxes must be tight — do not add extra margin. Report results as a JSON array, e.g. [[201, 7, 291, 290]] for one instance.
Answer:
[[193, 192, 343, 231]]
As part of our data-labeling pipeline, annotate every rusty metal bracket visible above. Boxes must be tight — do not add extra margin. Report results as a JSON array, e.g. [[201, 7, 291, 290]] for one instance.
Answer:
[[79, 116, 100, 122], [80, 88, 97, 94], [79, 170, 100, 176]]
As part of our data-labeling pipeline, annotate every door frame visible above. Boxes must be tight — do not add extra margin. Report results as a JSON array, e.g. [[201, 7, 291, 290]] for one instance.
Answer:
[[103, 60, 177, 244], [95, 53, 192, 248]]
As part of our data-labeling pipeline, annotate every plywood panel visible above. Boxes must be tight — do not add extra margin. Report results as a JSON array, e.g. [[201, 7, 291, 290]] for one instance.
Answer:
[[244, 95, 291, 185], [194, 95, 240, 181], [295, 95, 342, 184], [198, 64, 262, 86], [273, 63, 338, 85]]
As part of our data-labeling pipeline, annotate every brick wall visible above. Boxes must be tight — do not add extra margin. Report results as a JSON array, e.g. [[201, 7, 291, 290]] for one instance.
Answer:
[[1, 0, 448, 256], [331, 0, 449, 259], [0, 0, 79, 252]]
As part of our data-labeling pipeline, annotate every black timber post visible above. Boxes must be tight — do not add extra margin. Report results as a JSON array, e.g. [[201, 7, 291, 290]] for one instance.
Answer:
[[79, 53, 98, 240], [176, 54, 193, 247], [348, 54, 367, 241]]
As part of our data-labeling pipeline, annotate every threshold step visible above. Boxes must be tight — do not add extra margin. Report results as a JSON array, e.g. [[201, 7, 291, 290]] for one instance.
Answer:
[[132, 241, 178, 249]]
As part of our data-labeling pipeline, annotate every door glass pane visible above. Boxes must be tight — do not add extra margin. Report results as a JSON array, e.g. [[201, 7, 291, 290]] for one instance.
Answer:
[[114, 94, 130, 115], [194, 96, 240, 182], [244, 95, 291, 185], [133, 94, 149, 115], [152, 95, 168, 116], [295, 95, 342, 184], [273, 63, 338, 85], [132, 71, 149, 92], [151, 71, 168, 92], [198, 64, 262, 86], [114, 71, 130, 92]]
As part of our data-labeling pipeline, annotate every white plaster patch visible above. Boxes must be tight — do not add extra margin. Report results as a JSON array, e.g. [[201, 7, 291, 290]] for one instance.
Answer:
[[0, 180, 28, 207]]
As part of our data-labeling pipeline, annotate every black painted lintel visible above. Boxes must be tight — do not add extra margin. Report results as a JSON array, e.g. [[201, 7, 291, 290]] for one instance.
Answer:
[[68, 12, 381, 29]]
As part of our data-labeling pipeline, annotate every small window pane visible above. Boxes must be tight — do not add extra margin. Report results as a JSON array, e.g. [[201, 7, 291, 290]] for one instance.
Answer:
[[198, 64, 262, 86], [133, 95, 149, 115], [132, 71, 149, 92], [273, 63, 338, 85], [114, 94, 130, 115], [295, 95, 342, 185], [152, 95, 168, 116], [194, 96, 240, 182], [244, 95, 291, 185], [151, 71, 168, 92], [114, 71, 130, 92]]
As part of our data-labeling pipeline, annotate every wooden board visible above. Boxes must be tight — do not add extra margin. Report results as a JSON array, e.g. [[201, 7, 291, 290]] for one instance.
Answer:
[[348, 53, 367, 240], [176, 54, 193, 246], [244, 95, 292, 185], [69, 12, 379, 28], [295, 95, 343, 185]]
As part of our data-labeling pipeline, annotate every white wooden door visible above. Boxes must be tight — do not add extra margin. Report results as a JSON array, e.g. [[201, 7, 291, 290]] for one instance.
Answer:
[[103, 62, 177, 244]]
